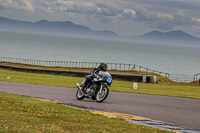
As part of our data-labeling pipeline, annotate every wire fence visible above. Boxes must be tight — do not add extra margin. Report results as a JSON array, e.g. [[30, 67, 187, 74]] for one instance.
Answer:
[[0, 56, 198, 83], [168, 74, 195, 83], [194, 73, 200, 82]]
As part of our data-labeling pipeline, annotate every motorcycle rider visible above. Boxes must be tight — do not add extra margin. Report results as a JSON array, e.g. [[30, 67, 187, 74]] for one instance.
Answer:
[[81, 62, 107, 90]]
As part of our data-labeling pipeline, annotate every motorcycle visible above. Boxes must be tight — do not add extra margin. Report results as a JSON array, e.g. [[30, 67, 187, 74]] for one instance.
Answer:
[[76, 71, 112, 103]]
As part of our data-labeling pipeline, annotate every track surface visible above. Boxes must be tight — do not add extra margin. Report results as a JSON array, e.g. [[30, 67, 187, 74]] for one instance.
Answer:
[[0, 81, 200, 131]]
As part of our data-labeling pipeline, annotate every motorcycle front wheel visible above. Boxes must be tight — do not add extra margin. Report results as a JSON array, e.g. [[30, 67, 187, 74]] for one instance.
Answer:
[[96, 85, 109, 103], [76, 88, 85, 100]]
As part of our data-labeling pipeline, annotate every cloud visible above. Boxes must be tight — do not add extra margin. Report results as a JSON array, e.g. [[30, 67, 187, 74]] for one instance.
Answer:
[[95, 3, 124, 16], [43, 1, 125, 18], [0, 0, 127, 22], [0, 0, 35, 12], [0, 0, 200, 36], [132, 5, 200, 30], [33, 0, 127, 23], [51, 0, 97, 14]]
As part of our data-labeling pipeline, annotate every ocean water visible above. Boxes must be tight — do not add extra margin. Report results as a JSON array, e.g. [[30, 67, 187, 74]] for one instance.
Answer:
[[0, 31, 200, 76]]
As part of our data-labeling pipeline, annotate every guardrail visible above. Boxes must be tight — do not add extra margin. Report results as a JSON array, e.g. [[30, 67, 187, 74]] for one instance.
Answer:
[[0, 57, 170, 77], [169, 74, 195, 83], [0, 56, 199, 83], [194, 73, 200, 82]]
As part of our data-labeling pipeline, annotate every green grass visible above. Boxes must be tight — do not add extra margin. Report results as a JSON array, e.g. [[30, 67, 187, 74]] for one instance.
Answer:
[[0, 93, 173, 133], [0, 68, 200, 99], [112, 81, 200, 99]]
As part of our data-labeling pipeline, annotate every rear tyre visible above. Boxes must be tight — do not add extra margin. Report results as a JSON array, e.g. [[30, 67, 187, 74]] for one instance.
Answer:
[[96, 85, 109, 103], [76, 88, 85, 100]]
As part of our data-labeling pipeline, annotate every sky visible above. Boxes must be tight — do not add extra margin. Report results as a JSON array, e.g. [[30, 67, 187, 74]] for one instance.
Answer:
[[0, 0, 200, 38]]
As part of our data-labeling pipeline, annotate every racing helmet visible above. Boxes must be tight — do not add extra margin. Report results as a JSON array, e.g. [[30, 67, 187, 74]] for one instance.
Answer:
[[99, 62, 107, 71]]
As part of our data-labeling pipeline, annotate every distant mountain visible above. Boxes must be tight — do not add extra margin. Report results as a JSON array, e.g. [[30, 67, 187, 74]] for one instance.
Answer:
[[125, 30, 200, 45], [139, 30, 199, 40], [0, 16, 118, 38], [0, 16, 200, 45]]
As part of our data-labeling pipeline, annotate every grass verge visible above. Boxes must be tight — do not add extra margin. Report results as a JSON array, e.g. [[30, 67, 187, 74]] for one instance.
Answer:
[[0, 93, 173, 133], [0, 68, 200, 99]]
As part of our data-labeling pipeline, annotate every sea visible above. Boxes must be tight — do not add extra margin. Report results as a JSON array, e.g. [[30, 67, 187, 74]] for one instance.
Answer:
[[0, 31, 200, 77]]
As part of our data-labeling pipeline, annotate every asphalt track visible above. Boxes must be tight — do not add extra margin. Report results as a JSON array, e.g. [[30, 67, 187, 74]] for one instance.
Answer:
[[0, 81, 200, 131]]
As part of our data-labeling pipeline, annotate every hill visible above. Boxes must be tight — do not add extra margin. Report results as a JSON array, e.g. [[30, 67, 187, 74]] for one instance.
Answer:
[[0, 16, 200, 45], [125, 30, 200, 45], [0, 16, 118, 38]]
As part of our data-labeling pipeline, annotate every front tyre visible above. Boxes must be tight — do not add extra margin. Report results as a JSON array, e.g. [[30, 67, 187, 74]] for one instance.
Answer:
[[76, 88, 85, 100], [96, 85, 109, 103]]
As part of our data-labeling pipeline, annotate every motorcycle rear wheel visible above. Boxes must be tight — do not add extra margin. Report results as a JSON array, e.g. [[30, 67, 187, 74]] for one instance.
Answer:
[[76, 88, 85, 100], [96, 85, 109, 103]]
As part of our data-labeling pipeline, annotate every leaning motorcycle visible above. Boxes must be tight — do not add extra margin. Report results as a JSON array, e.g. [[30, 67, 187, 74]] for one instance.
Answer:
[[76, 71, 112, 103]]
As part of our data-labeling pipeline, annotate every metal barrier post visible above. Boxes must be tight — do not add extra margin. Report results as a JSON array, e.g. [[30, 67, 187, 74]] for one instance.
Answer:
[[199, 78, 200, 85]]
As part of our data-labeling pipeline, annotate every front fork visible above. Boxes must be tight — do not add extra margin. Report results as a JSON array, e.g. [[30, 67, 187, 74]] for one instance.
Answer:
[[99, 84, 104, 94], [76, 83, 84, 95]]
